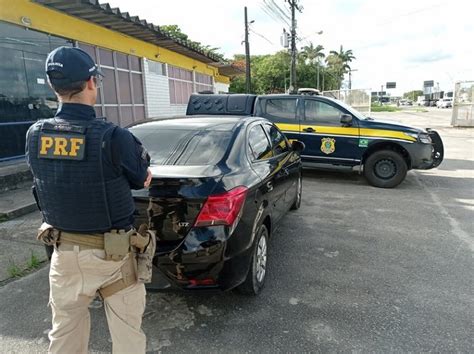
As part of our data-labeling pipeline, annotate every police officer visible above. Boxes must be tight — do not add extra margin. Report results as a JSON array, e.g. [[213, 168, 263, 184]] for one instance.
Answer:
[[25, 46, 152, 353]]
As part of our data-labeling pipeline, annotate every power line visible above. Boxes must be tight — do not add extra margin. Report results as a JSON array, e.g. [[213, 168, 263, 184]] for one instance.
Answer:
[[268, 0, 291, 21], [249, 28, 275, 46], [263, 0, 289, 24], [260, 1, 290, 27], [375, 2, 443, 26]]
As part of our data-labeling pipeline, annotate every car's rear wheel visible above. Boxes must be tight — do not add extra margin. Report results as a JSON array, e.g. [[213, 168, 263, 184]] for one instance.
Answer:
[[364, 150, 407, 188], [290, 174, 302, 210], [238, 224, 269, 295]]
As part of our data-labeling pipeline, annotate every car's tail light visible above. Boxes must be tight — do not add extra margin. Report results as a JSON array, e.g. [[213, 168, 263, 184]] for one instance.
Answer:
[[194, 186, 248, 227]]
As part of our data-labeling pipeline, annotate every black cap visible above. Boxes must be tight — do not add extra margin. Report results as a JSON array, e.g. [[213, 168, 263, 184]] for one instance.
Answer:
[[45, 46, 103, 87]]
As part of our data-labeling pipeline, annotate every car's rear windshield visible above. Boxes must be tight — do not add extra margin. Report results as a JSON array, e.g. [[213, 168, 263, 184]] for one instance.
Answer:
[[130, 126, 232, 166]]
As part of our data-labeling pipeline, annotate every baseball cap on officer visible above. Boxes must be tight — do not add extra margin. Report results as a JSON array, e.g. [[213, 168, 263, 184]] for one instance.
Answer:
[[46, 46, 103, 87]]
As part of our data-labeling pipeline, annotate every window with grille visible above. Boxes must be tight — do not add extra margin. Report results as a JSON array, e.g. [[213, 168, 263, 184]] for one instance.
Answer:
[[78, 43, 145, 126], [168, 65, 193, 105]]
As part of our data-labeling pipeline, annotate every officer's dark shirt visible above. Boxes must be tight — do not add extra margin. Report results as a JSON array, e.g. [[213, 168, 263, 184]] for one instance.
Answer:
[[52, 103, 149, 229]]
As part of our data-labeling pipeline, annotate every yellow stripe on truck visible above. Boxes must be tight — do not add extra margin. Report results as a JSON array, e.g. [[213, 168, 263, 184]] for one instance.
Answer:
[[275, 123, 416, 142], [359, 128, 416, 141]]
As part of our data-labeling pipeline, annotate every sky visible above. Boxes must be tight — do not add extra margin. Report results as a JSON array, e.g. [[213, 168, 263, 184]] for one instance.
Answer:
[[106, 0, 473, 96]]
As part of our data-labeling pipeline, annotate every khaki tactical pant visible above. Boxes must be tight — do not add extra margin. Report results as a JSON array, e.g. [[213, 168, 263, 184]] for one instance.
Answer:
[[48, 245, 146, 354]]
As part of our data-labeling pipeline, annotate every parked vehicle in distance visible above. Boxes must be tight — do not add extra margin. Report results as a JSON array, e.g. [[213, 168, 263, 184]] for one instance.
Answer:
[[399, 99, 413, 106], [129, 116, 304, 295], [437, 98, 453, 108], [187, 93, 444, 188]]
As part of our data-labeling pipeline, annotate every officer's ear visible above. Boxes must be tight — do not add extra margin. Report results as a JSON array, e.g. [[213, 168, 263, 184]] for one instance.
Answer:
[[86, 76, 96, 91]]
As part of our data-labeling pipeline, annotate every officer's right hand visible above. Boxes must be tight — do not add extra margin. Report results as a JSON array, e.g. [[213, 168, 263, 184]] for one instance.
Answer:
[[144, 168, 152, 188]]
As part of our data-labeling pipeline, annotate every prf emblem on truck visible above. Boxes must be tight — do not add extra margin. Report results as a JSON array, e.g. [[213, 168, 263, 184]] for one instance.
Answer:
[[320, 137, 335, 155]]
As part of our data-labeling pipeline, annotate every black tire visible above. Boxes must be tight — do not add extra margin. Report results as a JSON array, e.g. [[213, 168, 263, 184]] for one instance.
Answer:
[[364, 150, 407, 188], [290, 174, 302, 210], [238, 224, 269, 296]]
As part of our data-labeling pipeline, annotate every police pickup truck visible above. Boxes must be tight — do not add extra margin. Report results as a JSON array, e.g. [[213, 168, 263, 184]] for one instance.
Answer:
[[187, 93, 443, 188]]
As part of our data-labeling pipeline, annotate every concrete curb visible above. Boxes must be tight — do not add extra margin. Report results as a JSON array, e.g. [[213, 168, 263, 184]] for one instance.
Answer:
[[0, 203, 38, 221]]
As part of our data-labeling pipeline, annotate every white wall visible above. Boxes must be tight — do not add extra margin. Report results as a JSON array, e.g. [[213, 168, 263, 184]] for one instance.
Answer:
[[143, 59, 229, 118], [215, 82, 229, 93], [143, 59, 187, 118]]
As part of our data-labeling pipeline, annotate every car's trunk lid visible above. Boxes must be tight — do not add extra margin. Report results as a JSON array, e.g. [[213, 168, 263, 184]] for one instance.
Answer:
[[132, 165, 223, 252]]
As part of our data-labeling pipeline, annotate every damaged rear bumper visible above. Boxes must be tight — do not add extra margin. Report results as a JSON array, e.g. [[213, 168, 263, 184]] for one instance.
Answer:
[[149, 226, 254, 292]]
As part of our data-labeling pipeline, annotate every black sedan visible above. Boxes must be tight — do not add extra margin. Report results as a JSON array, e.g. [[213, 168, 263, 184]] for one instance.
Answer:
[[129, 116, 304, 295]]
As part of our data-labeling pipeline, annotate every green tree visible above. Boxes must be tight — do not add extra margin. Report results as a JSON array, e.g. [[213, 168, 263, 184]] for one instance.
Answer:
[[252, 51, 291, 94], [298, 43, 325, 90], [160, 25, 224, 60], [327, 45, 356, 89], [229, 46, 356, 94], [403, 90, 423, 100], [160, 25, 189, 41], [299, 42, 325, 62]]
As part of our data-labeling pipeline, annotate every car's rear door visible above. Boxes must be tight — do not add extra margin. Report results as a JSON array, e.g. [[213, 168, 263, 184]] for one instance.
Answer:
[[246, 122, 284, 221], [256, 97, 301, 144], [262, 122, 300, 214], [299, 98, 360, 166]]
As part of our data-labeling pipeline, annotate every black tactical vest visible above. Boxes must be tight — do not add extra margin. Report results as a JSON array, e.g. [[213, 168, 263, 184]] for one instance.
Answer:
[[27, 117, 135, 233]]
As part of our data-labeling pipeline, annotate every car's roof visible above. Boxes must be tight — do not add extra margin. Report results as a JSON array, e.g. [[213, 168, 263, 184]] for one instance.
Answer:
[[129, 115, 262, 131]]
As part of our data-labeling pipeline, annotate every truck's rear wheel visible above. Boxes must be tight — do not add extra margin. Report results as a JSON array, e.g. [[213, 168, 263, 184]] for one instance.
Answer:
[[364, 150, 407, 188]]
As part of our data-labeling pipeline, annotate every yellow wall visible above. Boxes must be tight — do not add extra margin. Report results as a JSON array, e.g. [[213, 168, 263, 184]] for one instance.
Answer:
[[0, 0, 230, 84]]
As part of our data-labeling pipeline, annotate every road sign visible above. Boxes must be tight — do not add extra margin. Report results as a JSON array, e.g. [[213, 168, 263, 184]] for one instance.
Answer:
[[386, 82, 396, 89], [423, 80, 434, 87]]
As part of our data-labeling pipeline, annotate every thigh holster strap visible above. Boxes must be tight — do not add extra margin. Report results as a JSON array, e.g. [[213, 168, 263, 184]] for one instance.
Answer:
[[99, 255, 137, 298]]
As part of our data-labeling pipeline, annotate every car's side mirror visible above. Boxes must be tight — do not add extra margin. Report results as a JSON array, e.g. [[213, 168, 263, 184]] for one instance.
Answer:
[[291, 140, 305, 153], [340, 114, 353, 126]]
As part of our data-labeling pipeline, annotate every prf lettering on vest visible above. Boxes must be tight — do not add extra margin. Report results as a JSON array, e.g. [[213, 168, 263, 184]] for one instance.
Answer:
[[38, 133, 86, 160]]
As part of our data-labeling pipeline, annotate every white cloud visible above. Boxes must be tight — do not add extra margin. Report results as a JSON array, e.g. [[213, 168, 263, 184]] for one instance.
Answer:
[[107, 0, 473, 95]]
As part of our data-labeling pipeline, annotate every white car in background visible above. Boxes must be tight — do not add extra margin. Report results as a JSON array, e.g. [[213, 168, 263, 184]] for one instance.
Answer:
[[437, 98, 453, 108]]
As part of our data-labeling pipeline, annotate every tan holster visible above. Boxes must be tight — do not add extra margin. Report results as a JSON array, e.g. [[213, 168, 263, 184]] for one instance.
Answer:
[[39, 225, 156, 297], [98, 255, 137, 298]]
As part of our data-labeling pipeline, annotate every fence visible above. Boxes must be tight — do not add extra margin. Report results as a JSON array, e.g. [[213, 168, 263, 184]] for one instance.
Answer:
[[452, 81, 474, 127], [322, 89, 372, 116]]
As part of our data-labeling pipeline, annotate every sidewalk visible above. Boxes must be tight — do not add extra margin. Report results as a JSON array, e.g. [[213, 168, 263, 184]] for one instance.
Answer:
[[0, 182, 37, 220], [0, 160, 31, 192], [0, 211, 46, 282]]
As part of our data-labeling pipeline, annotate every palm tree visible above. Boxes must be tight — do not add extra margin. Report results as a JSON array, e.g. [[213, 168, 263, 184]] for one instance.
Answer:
[[299, 42, 325, 89], [327, 45, 356, 89], [300, 42, 325, 62], [330, 45, 355, 64]]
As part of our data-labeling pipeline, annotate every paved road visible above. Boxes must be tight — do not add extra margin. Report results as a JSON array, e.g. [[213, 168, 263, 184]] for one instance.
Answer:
[[0, 108, 472, 352]]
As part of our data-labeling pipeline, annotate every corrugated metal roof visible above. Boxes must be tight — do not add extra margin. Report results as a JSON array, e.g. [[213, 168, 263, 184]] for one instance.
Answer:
[[33, 0, 222, 64]]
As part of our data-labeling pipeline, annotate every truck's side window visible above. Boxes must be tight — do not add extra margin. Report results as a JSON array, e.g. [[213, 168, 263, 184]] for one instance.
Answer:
[[248, 125, 273, 161], [263, 123, 289, 156], [305, 100, 344, 126], [264, 98, 297, 121]]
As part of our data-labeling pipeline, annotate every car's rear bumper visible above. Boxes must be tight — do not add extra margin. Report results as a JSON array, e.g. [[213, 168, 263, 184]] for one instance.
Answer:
[[152, 225, 254, 291]]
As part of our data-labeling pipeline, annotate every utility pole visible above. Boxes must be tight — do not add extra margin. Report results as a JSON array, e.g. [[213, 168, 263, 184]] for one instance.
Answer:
[[322, 67, 325, 91], [348, 68, 358, 90], [288, 0, 300, 94], [244, 6, 251, 93], [317, 64, 320, 90]]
